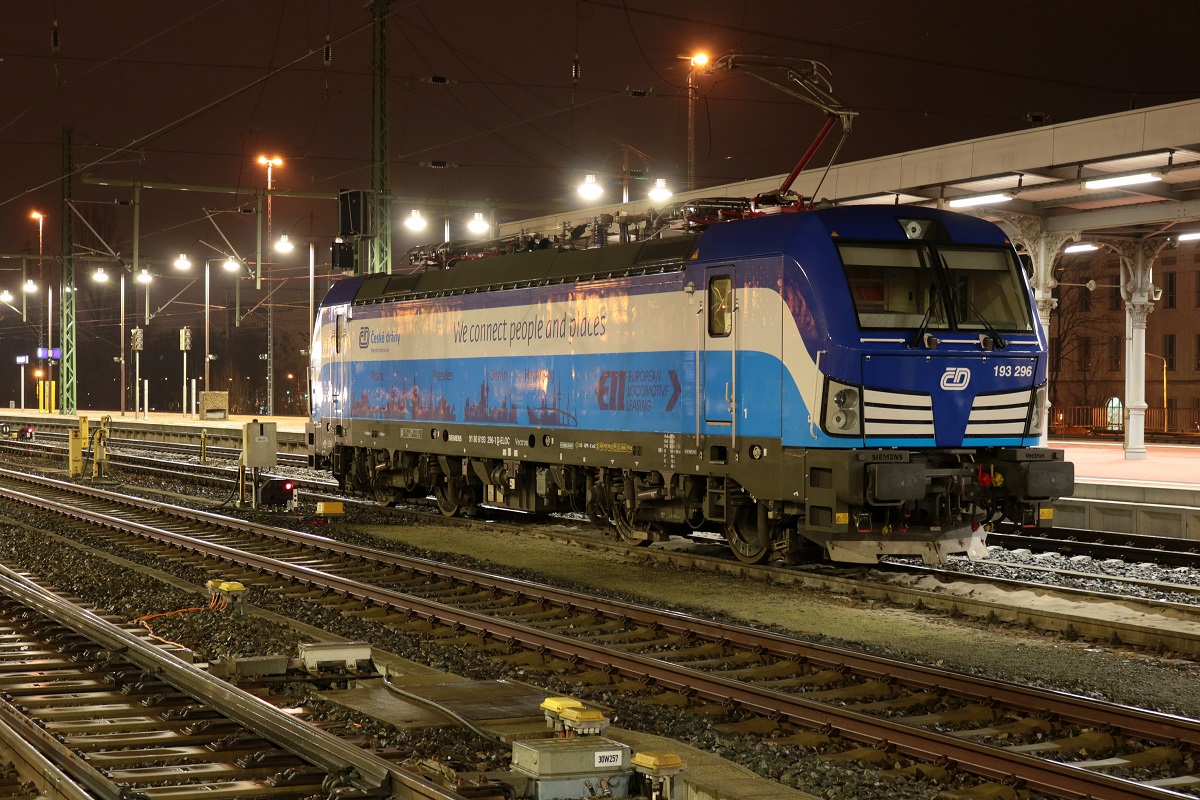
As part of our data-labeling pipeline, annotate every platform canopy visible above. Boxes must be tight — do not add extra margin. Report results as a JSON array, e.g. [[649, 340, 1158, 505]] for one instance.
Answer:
[[500, 97, 1200, 239]]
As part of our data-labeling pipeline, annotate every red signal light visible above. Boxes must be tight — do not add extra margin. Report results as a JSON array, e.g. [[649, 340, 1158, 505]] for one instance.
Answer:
[[260, 478, 297, 507]]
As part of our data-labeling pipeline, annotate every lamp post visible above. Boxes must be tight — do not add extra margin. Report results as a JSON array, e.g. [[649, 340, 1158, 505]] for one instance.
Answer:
[[22, 277, 35, 320], [45, 285, 54, 412], [678, 52, 708, 191], [174, 255, 237, 393], [257, 156, 283, 416], [256, 156, 283, 239], [30, 211, 50, 410], [274, 234, 317, 335], [31, 209, 43, 315], [1145, 352, 1168, 432], [92, 265, 135, 416], [276, 213, 329, 340], [15, 356, 28, 410]]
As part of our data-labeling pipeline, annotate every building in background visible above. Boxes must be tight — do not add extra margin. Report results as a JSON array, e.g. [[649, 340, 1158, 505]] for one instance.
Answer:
[[1049, 240, 1200, 435]]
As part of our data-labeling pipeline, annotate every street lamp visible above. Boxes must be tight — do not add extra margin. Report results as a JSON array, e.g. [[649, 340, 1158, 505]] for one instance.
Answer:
[[404, 210, 427, 231], [174, 254, 238, 392], [648, 178, 673, 203], [467, 212, 490, 235], [1145, 352, 1168, 432], [15, 355, 28, 411], [578, 174, 603, 201], [256, 156, 283, 239], [91, 265, 129, 415], [275, 233, 317, 332], [678, 52, 709, 191], [257, 156, 284, 416], [579, 144, 662, 204], [30, 211, 52, 411], [275, 215, 328, 339]]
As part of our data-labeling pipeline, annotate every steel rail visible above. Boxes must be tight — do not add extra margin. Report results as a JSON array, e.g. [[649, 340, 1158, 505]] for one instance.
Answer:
[[0, 692, 96, 800], [991, 529, 1200, 566], [0, 538, 465, 800]]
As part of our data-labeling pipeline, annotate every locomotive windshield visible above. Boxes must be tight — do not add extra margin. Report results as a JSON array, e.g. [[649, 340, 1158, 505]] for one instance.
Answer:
[[838, 243, 1031, 332], [939, 247, 1033, 332]]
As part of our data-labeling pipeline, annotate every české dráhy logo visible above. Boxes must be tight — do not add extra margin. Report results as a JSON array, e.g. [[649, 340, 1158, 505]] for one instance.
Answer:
[[940, 367, 970, 391]]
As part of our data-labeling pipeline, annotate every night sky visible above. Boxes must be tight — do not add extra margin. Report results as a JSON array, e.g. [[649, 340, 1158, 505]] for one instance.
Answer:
[[1, 1, 1198, 411]]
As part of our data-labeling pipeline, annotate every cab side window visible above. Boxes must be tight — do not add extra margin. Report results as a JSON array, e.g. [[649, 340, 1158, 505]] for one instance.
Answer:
[[708, 276, 733, 337]]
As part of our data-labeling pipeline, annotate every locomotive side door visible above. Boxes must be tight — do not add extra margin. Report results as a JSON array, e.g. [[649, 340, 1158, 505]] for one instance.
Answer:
[[703, 268, 736, 431], [329, 305, 349, 432]]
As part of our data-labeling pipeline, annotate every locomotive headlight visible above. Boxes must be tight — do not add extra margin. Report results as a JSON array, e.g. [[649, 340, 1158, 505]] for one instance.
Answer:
[[824, 380, 862, 435], [1028, 384, 1046, 436]]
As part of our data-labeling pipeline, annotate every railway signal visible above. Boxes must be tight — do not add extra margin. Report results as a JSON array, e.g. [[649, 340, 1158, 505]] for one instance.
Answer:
[[259, 478, 296, 509]]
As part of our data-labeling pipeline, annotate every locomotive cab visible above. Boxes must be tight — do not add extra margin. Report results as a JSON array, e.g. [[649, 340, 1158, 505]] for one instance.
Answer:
[[776, 210, 1073, 562]]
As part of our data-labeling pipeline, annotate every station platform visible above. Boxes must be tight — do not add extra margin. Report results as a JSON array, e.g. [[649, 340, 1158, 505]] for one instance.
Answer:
[[0, 409, 305, 432], [1053, 439, 1200, 491], [0, 408, 306, 433], [0, 408, 307, 454]]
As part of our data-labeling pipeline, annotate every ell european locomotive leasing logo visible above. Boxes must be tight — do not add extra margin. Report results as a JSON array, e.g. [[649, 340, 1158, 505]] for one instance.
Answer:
[[940, 367, 970, 391]]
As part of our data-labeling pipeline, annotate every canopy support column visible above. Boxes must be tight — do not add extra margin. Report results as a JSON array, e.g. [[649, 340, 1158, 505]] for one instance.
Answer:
[[990, 210, 1079, 446]]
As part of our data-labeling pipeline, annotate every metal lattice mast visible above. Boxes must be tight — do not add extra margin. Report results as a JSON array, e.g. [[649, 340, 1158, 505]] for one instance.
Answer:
[[369, 0, 392, 274], [60, 126, 77, 415]]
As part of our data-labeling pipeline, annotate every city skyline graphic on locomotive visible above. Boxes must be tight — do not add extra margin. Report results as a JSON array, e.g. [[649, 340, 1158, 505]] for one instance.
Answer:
[[307, 202, 1074, 564]]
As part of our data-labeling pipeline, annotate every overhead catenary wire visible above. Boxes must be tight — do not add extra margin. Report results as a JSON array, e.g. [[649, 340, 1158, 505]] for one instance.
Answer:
[[0, 4, 411, 212]]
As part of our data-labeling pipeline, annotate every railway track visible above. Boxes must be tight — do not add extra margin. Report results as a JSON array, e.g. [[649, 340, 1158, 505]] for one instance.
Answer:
[[8, 439, 1200, 660], [0, 439, 328, 497], [0, 555, 464, 800], [990, 528, 1200, 566], [12, 434, 1200, 572], [1, 468, 1199, 798], [4, 438, 1188, 557]]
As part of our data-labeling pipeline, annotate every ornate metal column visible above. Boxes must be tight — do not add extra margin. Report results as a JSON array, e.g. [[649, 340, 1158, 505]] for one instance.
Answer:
[[1097, 238, 1168, 460], [990, 211, 1080, 445]]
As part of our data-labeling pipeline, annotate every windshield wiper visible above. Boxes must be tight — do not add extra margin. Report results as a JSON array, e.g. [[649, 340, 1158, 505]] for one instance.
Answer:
[[907, 283, 941, 349], [970, 305, 1007, 350], [947, 280, 1007, 350]]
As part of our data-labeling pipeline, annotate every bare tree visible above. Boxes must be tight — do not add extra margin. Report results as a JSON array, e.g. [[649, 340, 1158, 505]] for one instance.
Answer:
[[1049, 257, 1123, 409]]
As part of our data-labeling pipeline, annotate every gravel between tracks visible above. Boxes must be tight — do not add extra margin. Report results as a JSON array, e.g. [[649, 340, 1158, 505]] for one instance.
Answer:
[[348, 518, 1200, 718]]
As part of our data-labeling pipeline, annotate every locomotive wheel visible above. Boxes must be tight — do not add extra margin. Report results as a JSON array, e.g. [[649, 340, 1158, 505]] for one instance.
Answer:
[[612, 504, 653, 547], [373, 486, 398, 507], [725, 506, 772, 564], [434, 481, 480, 518], [434, 485, 462, 517]]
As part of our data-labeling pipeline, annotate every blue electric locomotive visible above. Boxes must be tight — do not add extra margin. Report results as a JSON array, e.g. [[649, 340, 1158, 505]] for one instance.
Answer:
[[308, 202, 1073, 563]]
